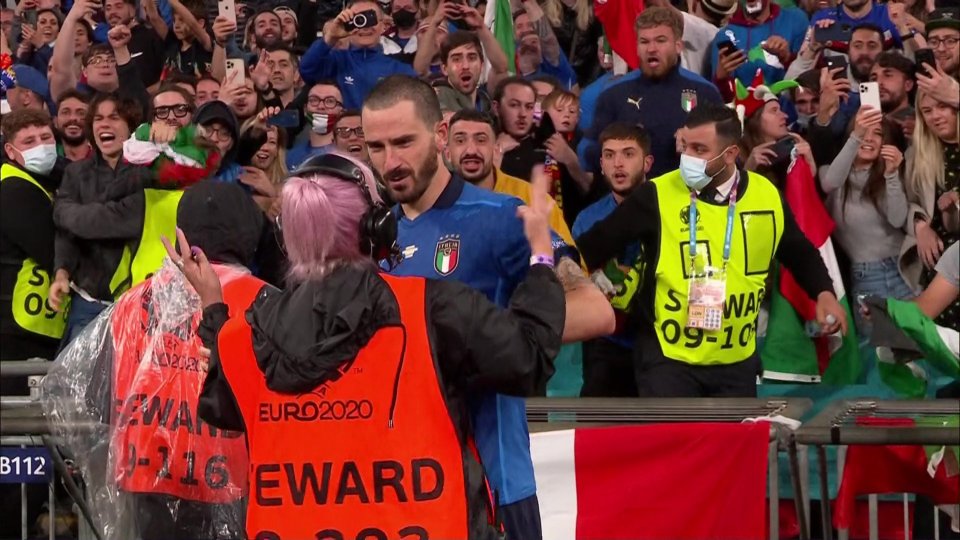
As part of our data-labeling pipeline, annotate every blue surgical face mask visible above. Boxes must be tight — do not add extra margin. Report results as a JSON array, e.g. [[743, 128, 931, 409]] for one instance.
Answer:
[[678, 148, 729, 191], [13, 143, 58, 177]]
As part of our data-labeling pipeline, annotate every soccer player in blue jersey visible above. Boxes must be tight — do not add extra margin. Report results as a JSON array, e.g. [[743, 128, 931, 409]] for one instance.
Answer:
[[362, 75, 613, 539]]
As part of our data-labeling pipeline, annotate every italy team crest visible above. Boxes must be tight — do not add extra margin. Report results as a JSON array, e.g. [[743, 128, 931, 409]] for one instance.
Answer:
[[681, 90, 698, 112], [434, 236, 460, 276]]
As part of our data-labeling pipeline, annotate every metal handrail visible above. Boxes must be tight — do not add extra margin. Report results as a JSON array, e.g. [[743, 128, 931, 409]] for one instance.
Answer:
[[796, 399, 960, 446], [526, 397, 812, 424], [0, 358, 53, 377], [796, 399, 960, 540]]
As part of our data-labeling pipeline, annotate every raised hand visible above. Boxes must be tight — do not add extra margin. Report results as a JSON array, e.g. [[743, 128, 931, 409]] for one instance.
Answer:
[[716, 47, 747, 80], [879, 144, 903, 175], [212, 15, 237, 47], [852, 106, 882, 138], [517, 165, 555, 256], [762, 35, 791, 65], [745, 141, 777, 170], [107, 23, 132, 50], [162, 227, 223, 308], [250, 50, 271, 92]]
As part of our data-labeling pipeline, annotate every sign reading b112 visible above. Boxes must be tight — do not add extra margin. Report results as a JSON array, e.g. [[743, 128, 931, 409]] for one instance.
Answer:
[[0, 447, 52, 484]]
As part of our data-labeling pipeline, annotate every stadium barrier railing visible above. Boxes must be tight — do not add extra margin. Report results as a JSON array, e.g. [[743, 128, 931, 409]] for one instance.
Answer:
[[525, 397, 814, 540], [796, 399, 960, 540]]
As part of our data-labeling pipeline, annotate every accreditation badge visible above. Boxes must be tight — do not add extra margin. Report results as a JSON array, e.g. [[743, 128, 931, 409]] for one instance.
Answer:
[[687, 268, 725, 331]]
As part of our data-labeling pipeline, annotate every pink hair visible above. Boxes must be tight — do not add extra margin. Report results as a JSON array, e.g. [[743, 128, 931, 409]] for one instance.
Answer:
[[280, 153, 382, 282]]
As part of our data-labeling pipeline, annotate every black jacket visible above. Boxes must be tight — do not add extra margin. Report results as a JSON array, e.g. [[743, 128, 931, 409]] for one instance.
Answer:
[[53, 155, 152, 300], [197, 263, 563, 539]]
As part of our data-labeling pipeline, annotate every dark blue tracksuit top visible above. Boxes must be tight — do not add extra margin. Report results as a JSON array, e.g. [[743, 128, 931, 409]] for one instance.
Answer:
[[299, 39, 417, 110], [584, 65, 723, 179]]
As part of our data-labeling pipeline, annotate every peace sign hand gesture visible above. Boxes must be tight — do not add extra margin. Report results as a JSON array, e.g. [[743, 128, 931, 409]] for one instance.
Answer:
[[162, 227, 223, 309]]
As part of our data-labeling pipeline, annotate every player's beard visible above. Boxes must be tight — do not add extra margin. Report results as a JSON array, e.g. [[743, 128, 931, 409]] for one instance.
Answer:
[[384, 142, 441, 204]]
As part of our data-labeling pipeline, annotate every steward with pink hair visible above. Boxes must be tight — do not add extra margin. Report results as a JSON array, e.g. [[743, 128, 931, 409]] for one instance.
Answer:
[[180, 154, 567, 539]]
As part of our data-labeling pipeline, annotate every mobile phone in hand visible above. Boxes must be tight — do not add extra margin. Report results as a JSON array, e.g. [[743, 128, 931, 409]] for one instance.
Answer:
[[770, 136, 796, 164], [267, 110, 300, 129], [225, 58, 245, 85], [859, 81, 882, 111], [824, 55, 848, 80], [23, 9, 38, 26], [914, 48, 936, 77], [218, 0, 236, 25], [717, 39, 739, 56], [814, 22, 852, 47], [344, 9, 378, 31]]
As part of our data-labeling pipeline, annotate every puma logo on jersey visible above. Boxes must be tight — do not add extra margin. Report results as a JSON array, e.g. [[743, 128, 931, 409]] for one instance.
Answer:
[[626, 97, 643, 110]]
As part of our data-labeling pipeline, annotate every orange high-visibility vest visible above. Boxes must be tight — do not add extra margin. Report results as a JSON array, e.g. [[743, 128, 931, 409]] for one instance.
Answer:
[[217, 274, 482, 540], [111, 269, 265, 504]]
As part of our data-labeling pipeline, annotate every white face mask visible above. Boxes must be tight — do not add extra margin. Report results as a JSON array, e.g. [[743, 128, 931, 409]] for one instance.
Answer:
[[678, 149, 729, 191], [13, 143, 58, 176]]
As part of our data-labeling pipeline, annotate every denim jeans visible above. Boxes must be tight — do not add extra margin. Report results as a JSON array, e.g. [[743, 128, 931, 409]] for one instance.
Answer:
[[850, 256, 915, 339], [58, 295, 109, 353]]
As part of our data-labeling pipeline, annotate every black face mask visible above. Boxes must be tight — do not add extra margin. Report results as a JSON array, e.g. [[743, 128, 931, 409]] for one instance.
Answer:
[[393, 8, 417, 29]]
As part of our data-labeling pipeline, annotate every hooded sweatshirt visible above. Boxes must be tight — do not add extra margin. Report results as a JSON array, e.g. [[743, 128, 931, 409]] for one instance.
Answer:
[[193, 101, 244, 184], [709, 2, 809, 87]]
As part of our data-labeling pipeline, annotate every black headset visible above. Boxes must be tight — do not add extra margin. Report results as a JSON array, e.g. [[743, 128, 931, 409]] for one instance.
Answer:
[[292, 153, 401, 267]]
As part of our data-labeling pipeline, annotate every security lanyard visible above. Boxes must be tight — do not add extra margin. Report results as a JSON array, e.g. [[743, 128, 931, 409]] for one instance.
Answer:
[[688, 177, 740, 273]]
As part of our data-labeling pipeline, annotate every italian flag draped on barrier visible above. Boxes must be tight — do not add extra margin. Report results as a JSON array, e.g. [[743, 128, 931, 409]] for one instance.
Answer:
[[531, 422, 770, 539]]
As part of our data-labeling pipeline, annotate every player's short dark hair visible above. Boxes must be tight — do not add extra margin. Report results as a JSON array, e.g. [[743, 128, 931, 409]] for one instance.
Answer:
[[364, 75, 442, 127], [492, 76, 536, 103], [440, 31, 484, 65], [448, 109, 497, 133], [683, 103, 742, 146], [599, 123, 652, 155]]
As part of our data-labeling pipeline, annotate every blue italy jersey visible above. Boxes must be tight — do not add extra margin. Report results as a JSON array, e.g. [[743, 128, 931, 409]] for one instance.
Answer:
[[389, 175, 566, 505], [573, 193, 641, 349]]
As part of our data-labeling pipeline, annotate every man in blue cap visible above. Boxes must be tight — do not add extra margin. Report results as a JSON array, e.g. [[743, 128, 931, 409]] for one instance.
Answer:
[[2, 64, 52, 112]]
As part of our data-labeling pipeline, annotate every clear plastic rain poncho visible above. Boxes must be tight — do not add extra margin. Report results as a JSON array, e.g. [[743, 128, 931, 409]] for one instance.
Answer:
[[42, 260, 249, 540]]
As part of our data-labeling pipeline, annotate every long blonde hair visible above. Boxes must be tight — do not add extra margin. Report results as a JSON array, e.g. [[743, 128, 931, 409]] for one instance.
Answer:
[[541, 0, 593, 32], [908, 89, 960, 203]]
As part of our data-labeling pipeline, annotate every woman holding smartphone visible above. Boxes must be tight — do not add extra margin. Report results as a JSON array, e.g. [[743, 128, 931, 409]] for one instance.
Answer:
[[820, 106, 912, 333]]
